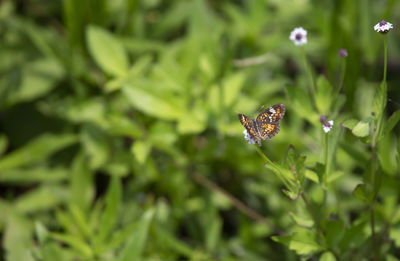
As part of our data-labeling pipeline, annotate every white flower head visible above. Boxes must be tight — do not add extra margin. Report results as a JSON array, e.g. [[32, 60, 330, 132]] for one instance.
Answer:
[[290, 27, 308, 46], [374, 20, 393, 34], [243, 129, 256, 145], [322, 120, 334, 133]]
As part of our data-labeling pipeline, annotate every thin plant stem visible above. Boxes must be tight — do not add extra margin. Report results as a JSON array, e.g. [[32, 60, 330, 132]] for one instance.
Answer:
[[369, 34, 388, 261], [383, 36, 387, 83], [253, 145, 293, 191], [324, 132, 329, 186]]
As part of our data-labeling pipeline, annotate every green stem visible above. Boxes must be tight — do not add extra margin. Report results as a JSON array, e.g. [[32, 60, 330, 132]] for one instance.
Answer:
[[370, 144, 378, 261], [369, 34, 388, 261], [324, 132, 329, 186], [254, 146, 292, 191], [383, 36, 387, 83]]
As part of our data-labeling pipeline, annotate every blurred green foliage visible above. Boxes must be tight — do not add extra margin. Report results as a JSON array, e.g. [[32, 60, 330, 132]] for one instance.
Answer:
[[0, 0, 400, 260]]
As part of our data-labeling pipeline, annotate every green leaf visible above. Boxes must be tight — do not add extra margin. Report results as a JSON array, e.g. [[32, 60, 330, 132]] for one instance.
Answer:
[[123, 84, 183, 120], [286, 85, 319, 125], [325, 219, 345, 248], [284, 145, 306, 185], [339, 221, 368, 251], [107, 114, 143, 138], [7, 58, 65, 106], [49, 232, 93, 258], [271, 235, 292, 246], [372, 82, 387, 117], [119, 209, 154, 261], [320, 251, 337, 261], [70, 152, 94, 212], [389, 225, 400, 248], [290, 231, 321, 255], [352, 183, 370, 203], [81, 123, 110, 170], [279, 230, 321, 255], [289, 212, 313, 228], [97, 176, 122, 246], [68, 204, 91, 240], [131, 140, 152, 164], [342, 119, 358, 130], [152, 224, 194, 257], [177, 103, 207, 134], [0, 134, 77, 171], [305, 169, 319, 183], [205, 216, 222, 252], [86, 25, 129, 77], [386, 110, 400, 135], [4, 213, 35, 261], [103, 222, 140, 252], [15, 185, 68, 214], [352, 119, 370, 137], [35, 221, 49, 244], [281, 189, 300, 200], [0, 167, 67, 184]]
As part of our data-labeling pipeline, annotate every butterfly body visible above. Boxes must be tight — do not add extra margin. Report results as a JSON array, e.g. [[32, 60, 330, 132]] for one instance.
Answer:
[[238, 103, 285, 146]]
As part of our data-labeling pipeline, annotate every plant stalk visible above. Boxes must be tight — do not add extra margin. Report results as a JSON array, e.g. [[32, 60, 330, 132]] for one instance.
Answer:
[[254, 145, 292, 191]]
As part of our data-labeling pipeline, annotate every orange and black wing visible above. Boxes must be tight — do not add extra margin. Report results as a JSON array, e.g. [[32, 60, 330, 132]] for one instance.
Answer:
[[256, 103, 285, 124], [258, 122, 280, 140], [238, 114, 258, 141]]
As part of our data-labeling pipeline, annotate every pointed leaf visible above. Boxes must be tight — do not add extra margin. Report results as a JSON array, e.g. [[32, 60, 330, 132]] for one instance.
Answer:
[[289, 230, 322, 255], [123, 84, 183, 120], [372, 82, 387, 117], [352, 119, 370, 137], [131, 140, 152, 164], [97, 176, 122, 245], [352, 184, 369, 203], [86, 25, 129, 77], [342, 119, 358, 130], [0, 134, 77, 171], [386, 110, 400, 135], [119, 209, 154, 261]]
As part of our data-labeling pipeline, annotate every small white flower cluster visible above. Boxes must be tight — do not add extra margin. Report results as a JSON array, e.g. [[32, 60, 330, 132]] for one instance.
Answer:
[[243, 130, 256, 145], [374, 19, 393, 34], [322, 120, 334, 133], [289, 27, 307, 46]]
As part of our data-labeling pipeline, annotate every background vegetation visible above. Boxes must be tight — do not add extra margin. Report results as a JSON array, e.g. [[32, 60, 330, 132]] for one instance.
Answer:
[[0, 0, 400, 260]]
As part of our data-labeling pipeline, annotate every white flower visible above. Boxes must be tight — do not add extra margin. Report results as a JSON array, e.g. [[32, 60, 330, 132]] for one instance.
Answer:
[[289, 27, 308, 46], [374, 20, 393, 34], [322, 120, 334, 133], [243, 130, 256, 144]]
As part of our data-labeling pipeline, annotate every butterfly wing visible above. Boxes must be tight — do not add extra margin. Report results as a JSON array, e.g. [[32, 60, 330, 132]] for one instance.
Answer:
[[238, 114, 260, 144], [256, 103, 285, 124], [258, 122, 280, 140], [256, 104, 285, 140]]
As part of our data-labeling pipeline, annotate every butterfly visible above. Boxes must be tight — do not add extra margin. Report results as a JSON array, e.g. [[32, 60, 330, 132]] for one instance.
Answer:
[[238, 103, 285, 146]]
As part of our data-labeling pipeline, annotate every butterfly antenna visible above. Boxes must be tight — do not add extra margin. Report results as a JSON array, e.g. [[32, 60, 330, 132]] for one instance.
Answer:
[[257, 105, 265, 113]]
